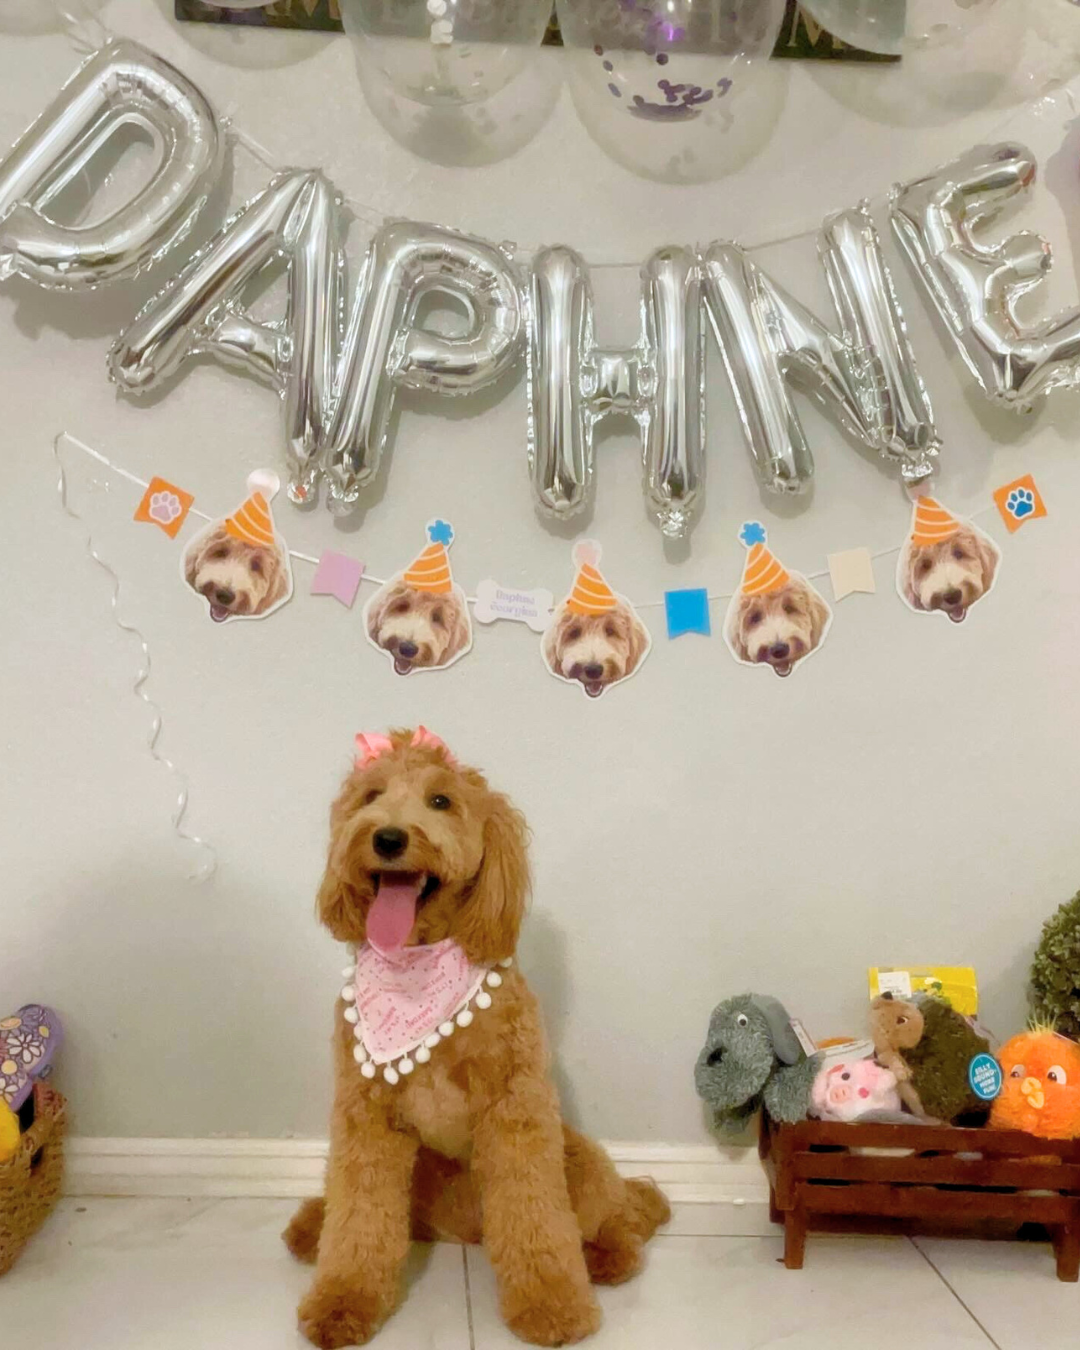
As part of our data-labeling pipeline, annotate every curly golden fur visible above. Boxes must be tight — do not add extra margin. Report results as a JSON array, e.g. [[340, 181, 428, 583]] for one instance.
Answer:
[[897, 521, 1000, 623], [365, 581, 471, 674], [183, 522, 290, 622], [724, 573, 831, 677], [288, 732, 668, 1347], [542, 600, 650, 697]]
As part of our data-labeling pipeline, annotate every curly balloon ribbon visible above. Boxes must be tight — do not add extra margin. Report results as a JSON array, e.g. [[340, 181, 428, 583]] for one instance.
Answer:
[[53, 432, 216, 882]]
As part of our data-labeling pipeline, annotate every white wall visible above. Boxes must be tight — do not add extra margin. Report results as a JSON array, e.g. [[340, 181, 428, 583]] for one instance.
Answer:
[[2, 1, 1080, 1142]]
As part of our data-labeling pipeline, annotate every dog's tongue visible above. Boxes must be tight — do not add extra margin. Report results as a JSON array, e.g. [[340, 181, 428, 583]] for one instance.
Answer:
[[368, 876, 422, 956]]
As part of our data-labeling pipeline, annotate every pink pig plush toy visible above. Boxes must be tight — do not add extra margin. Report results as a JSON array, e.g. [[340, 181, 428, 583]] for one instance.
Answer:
[[810, 1059, 902, 1122]]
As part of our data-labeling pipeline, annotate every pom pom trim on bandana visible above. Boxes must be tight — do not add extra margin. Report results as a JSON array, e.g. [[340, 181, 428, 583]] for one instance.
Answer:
[[340, 955, 514, 1085]]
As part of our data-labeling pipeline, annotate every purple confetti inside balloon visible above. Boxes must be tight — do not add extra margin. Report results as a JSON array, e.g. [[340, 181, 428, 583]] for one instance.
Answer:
[[656, 52, 669, 65], [603, 60, 613, 71], [608, 83, 622, 97]]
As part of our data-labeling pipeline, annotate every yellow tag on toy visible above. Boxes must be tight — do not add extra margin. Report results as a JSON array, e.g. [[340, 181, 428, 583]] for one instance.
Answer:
[[0, 1100, 19, 1164], [868, 966, 978, 1016]]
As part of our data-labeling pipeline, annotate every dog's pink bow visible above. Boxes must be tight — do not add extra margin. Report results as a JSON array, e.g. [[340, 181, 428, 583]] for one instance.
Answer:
[[354, 727, 455, 768]]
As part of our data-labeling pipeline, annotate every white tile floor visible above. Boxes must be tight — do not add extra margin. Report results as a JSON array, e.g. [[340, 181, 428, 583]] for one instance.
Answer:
[[2, 1199, 1077, 1349]]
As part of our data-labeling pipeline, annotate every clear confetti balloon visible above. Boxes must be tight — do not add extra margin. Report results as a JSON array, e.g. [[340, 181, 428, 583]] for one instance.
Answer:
[[557, 0, 787, 182], [797, 0, 999, 57], [340, 0, 552, 106]]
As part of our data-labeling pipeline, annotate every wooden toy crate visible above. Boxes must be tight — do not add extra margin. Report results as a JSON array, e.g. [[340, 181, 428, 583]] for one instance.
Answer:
[[0, 1083, 66, 1276], [761, 1112, 1080, 1281]]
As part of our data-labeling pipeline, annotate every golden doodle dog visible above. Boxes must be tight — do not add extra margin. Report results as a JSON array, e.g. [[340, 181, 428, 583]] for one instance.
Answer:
[[897, 497, 1000, 624], [542, 599, 651, 698], [183, 521, 290, 622], [365, 580, 471, 674], [284, 729, 668, 1347], [724, 572, 831, 678]]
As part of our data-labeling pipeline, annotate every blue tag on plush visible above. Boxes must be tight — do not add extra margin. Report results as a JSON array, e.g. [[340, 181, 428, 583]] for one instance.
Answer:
[[969, 1053, 1002, 1101]]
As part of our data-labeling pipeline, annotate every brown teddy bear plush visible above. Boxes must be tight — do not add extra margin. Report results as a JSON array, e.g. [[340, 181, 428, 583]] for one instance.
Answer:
[[870, 993, 926, 1116]]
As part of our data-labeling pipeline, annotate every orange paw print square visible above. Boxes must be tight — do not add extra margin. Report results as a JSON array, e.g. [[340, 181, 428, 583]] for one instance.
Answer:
[[134, 477, 195, 539], [993, 474, 1046, 534]]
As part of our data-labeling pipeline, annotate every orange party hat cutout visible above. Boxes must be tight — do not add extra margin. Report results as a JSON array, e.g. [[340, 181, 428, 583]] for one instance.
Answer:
[[224, 469, 280, 548], [910, 496, 960, 547], [566, 541, 617, 615], [737, 522, 789, 596], [403, 520, 455, 594]]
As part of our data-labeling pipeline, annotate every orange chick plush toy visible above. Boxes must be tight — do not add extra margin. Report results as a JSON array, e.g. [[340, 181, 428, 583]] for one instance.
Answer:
[[990, 1030, 1080, 1139]]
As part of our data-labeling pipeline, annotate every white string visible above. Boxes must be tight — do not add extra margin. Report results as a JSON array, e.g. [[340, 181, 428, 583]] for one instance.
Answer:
[[54, 433, 217, 881], [57, 432, 998, 617]]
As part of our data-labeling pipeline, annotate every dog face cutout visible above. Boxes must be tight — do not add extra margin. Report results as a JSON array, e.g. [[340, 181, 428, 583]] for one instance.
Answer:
[[724, 572, 831, 678], [896, 519, 1000, 623], [182, 522, 292, 622], [542, 599, 651, 698], [364, 579, 472, 675]]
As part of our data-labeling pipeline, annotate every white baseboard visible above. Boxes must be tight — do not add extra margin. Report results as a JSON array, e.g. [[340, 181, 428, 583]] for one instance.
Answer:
[[65, 1138, 775, 1238]]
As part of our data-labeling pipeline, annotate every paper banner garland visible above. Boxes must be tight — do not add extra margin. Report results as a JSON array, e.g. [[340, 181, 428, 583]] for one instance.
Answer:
[[895, 496, 1001, 623], [827, 547, 876, 602], [541, 541, 652, 698], [723, 523, 832, 677], [311, 550, 365, 607], [993, 474, 1047, 534], [363, 519, 473, 674], [135, 476, 194, 539], [181, 468, 293, 622], [665, 588, 711, 639], [474, 580, 553, 632]]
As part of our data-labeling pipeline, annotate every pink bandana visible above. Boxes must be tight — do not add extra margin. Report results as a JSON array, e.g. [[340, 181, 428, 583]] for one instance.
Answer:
[[351, 940, 489, 1066]]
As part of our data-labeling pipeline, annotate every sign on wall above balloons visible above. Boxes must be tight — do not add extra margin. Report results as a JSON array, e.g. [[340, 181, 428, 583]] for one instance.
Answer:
[[1, 40, 1076, 542]]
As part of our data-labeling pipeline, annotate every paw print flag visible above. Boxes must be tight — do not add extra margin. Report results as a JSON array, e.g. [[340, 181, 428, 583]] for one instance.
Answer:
[[896, 495, 1001, 623], [363, 520, 473, 676], [134, 476, 195, 539], [993, 474, 1047, 534], [723, 523, 832, 678], [180, 469, 294, 624]]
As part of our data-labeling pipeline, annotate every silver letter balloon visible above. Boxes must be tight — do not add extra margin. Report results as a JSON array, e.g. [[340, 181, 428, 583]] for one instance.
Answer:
[[701, 206, 939, 495], [891, 142, 1080, 411], [111, 184, 523, 512], [527, 244, 705, 538], [0, 40, 221, 290]]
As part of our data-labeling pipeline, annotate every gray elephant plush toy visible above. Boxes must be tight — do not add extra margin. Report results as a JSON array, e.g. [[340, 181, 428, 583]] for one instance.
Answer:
[[694, 994, 822, 1137]]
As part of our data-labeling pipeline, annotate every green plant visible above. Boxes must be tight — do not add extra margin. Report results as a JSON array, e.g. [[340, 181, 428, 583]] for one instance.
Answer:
[[1030, 890, 1080, 1042]]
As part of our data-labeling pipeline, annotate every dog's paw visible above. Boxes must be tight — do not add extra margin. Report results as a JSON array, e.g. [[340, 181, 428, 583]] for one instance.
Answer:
[[1006, 486, 1035, 520], [283, 1197, 324, 1265], [503, 1282, 601, 1346], [583, 1233, 643, 1286], [298, 1277, 393, 1349]]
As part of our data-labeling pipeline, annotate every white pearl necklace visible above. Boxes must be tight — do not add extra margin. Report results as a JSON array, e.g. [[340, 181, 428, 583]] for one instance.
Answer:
[[340, 956, 513, 1086]]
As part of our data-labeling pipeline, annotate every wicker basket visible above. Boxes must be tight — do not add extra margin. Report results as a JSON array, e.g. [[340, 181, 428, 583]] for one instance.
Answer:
[[0, 1083, 66, 1276]]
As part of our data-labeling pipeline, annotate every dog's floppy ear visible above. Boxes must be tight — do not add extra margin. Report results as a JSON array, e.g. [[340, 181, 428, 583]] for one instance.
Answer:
[[454, 790, 529, 965], [541, 607, 565, 672], [446, 590, 471, 662], [315, 777, 367, 942], [725, 595, 750, 661], [366, 584, 392, 641], [625, 610, 650, 676], [806, 584, 831, 650], [750, 995, 802, 1065], [184, 534, 206, 589], [264, 545, 291, 611], [974, 528, 1000, 594]]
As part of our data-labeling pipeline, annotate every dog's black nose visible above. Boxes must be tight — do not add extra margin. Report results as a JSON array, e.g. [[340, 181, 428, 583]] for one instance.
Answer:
[[769, 642, 789, 660], [373, 827, 408, 860], [397, 640, 418, 659], [583, 663, 604, 681], [215, 587, 235, 605], [943, 588, 962, 606]]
